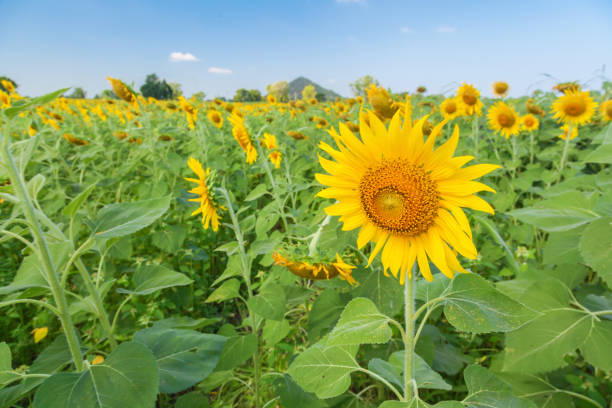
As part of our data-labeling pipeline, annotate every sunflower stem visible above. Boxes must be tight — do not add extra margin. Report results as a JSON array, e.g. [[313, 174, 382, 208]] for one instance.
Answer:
[[403, 267, 417, 401], [529, 131, 535, 164], [471, 116, 479, 158], [308, 214, 331, 257], [557, 122, 573, 182]]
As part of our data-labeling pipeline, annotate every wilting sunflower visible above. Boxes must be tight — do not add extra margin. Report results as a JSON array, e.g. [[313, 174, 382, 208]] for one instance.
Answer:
[[551, 88, 597, 125], [492, 81, 509, 97], [487, 101, 520, 138], [316, 111, 499, 283], [185, 157, 223, 231], [440, 97, 462, 120], [260, 133, 277, 150], [366, 84, 398, 120], [106, 76, 136, 104], [207, 110, 224, 128], [287, 131, 309, 140], [599, 100, 612, 122], [272, 252, 356, 285], [63, 133, 88, 146], [526, 98, 545, 116], [520, 114, 539, 131], [228, 112, 257, 164], [558, 124, 578, 140], [457, 83, 483, 116], [269, 151, 282, 169]]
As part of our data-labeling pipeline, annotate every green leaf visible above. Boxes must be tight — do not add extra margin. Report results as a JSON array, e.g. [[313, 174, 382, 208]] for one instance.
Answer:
[[175, 392, 210, 408], [0, 343, 18, 387], [275, 374, 327, 408], [308, 289, 345, 342], [368, 358, 402, 389], [444, 274, 534, 333], [151, 225, 187, 253], [503, 309, 592, 373], [247, 282, 286, 321], [432, 403, 463, 408], [584, 143, 612, 163], [518, 278, 572, 311], [288, 342, 359, 399], [244, 183, 268, 201], [388, 352, 451, 390], [507, 207, 599, 232], [579, 217, 612, 287], [4, 88, 70, 119], [327, 297, 392, 346], [543, 231, 584, 265], [117, 264, 192, 295], [263, 319, 291, 346], [33, 342, 158, 408], [351, 268, 404, 317], [579, 320, 612, 371], [379, 400, 431, 408], [91, 196, 171, 239], [205, 278, 241, 303], [212, 255, 243, 286], [214, 334, 257, 371], [463, 365, 536, 408], [62, 183, 96, 217], [133, 327, 226, 393]]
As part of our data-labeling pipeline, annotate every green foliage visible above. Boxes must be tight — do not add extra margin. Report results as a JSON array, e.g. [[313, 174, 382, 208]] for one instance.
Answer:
[[233, 88, 262, 102], [140, 73, 174, 100], [65, 87, 86, 99], [0, 76, 17, 92], [350, 75, 379, 96]]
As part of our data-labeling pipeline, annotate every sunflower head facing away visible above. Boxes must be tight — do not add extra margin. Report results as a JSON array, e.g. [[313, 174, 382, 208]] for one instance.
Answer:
[[228, 113, 257, 164], [457, 83, 483, 116], [106, 76, 136, 104], [600, 100, 612, 122], [487, 101, 520, 138], [551, 88, 597, 125], [272, 252, 356, 285], [520, 114, 539, 132], [492, 81, 509, 97], [416, 86, 427, 94], [526, 98, 545, 116], [207, 110, 224, 128], [366, 84, 398, 120], [185, 158, 223, 231], [316, 111, 499, 283]]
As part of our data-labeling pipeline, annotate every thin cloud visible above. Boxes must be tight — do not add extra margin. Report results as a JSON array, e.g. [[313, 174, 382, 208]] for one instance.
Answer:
[[169, 52, 199, 62], [400, 26, 413, 34], [437, 26, 456, 33], [208, 67, 232, 75]]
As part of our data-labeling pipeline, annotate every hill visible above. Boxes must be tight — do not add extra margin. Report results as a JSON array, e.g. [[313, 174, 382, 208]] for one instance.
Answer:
[[288, 76, 342, 101]]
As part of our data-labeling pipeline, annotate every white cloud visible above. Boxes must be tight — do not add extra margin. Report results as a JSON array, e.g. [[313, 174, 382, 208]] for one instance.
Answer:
[[169, 52, 199, 62], [437, 26, 456, 33], [400, 26, 413, 33], [208, 67, 232, 75]]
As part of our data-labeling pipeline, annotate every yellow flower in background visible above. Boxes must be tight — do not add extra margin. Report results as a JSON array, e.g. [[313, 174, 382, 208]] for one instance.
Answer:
[[185, 158, 223, 231], [228, 113, 257, 164], [315, 117, 329, 129], [113, 131, 129, 140], [440, 97, 463, 120], [457, 83, 483, 116], [316, 110, 499, 283], [267, 94, 277, 104], [416, 86, 427, 94], [179, 97, 198, 130], [366, 84, 398, 120], [487, 101, 520, 138], [28, 123, 38, 136], [526, 98, 545, 116], [91, 355, 105, 365], [272, 252, 356, 285], [207, 110, 224, 128], [558, 124, 578, 140], [551, 88, 597, 125], [106, 76, 136, 104], [63, 133, 89, 146], [520, 114, 540, 131], [0, 90, 10, 108], [32, 327, 48, 343], [600, 100, 612, 122], [1, 79, 15, 94], [269, 150, 282, 169], [492, 81, 509, 97], [260, 133, 277, 150], [287, 131, 308, 140]]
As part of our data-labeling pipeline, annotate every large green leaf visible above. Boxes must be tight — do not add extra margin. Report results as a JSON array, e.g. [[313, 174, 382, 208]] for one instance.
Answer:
[[388, 352, 451, 390], [463, 365, 535, 408], [32, 342, 158, 408], [584, 143, 612, 163], [275, 374, 327, 408], [0, 343, 18, 387], [579, 319, 612, 371], [205, 278, 241, 303], [503, 309, 592, 373], [247, 282, 286, 321], [444, 274, 534, 333], [351, 267, 404, 317], [133, 327, 226, 393], [327, 297, 392, 346], [175, 392, 210, 408], [214, 334, 257, 371], [91, 196, 171, 239], [579, 217, 612, 287], [307, 289, 346, 342], [62, 183, 96, 217], [117, 264, 192, 295], [4, 88, 69, 118], [263, 319, 291, 346]]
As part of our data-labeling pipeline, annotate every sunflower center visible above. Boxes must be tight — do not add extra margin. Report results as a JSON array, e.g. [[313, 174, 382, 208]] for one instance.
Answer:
[[565, 100, 586, 117], [498, 113, 515, 128], [462, 93, 477, 105], [525, 118, 534, 126], [359, 159, 439, 236], [494, 83, 508, 94], [606, 104, 612, 117], [445, 102, 457, 114]]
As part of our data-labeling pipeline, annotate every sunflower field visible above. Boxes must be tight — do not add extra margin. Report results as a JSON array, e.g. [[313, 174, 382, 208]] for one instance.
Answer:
[[1, 78, 612, 408]]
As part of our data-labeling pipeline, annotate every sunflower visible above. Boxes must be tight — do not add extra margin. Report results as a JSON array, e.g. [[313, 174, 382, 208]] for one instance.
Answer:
[[113, 131, 129, 140], [106, 76, 136, 104], [185, 157, 223, 231], [558, 124, 578, 140], [28, 123, 38, 137], [63, 133, 88, 146], [0, 90, 10, 108], [228, 112, 257, 164], [600, 100, 612, 122], [345, 121, 360, 132], [520, 114, 539, 131], [440, 97, 462, 120], [366, 84, 398, 120], [308, 98, 318, 105], [1, 79, 15, 94], [316, 117, 329, 129], [492, 81, 509, 97], [551, 88, 597, 125], [269, 151, 282, 169], [272, 252, 356, 285], [207, 110, 224, 128], [260, 133, 277, 150], [487, 101, 520, 138], [526, 98, 545, 116], [457, 83, 483, 116], [416, 86, 427, 94], [287, 131, 308, 140], [316, 111, 499, 283], [267, 94, 277, 104]]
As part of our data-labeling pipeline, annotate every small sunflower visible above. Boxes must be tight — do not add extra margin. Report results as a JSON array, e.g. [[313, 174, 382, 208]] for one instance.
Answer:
[[492, 81, 509, 97], [63, 133, 88, 146], [487, 101, 520, 138], [207, 110, 224, 128], [272, 252, 356, 285], [316, 111, 499, 283], [260, 133, 277, 150], [316, 117, 329, 129], [457, 83, 483, 116], [520, 114, 539, 131], [600, 100, 612, 122], [287, 131, 308, 140], [345, 121, 360, 132], [0, 90, 10, 108], [113, 131, 129, 140], [526, 98, 545, 116], [416, 86, 427, 94], [228, 112, 257, 164], [28, 122, 38, 137], [551, 88, 597, 125], [558, 124, 578, 140], [269, 151, 282, 169], [1, 79, 15, 94], [185, 157, 223, 231], [366, 84, 398, 120], [440, 97, 463, 120], [106, 76, 136, 104], [267, 94, 277, 104]]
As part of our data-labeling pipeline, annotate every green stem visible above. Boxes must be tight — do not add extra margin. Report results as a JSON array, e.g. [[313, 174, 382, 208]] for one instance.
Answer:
[[471, 116, 479, 158], [403, 269, 416, 401], [1, 124, 84, 371], [254, 140, 289, 232], [557, 122, 573, 182], [529, 131, 535, 164], [308, 214, 331, 257]]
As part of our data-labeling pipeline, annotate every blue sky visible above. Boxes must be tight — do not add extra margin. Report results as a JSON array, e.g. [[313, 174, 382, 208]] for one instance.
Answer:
[[1, 0, 611, 98]]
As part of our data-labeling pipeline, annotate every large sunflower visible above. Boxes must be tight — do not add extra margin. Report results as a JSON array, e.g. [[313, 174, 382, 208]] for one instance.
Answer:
[[457, 83, 483, 116], [185, 158, 223, 231], [316, 111, 499, 283], [487, 101, 520, 138], [551, 88, 597, 125]]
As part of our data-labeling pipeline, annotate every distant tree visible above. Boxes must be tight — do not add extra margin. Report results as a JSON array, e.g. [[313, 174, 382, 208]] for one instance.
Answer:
[[0, 76, 17, 93], [266, 81, 289, 102], [249, 89, 262, 101], [315, 92, 327, 102], [140, 74, 173, 100], [66, 87, 86, 99], [191, 91, 206, 102], [302, 85, 316, 100], [168, 82, 183, 99], [349, 75, 379, 97], [100, 89, 118, 99], [234, 88, 262, 102]]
